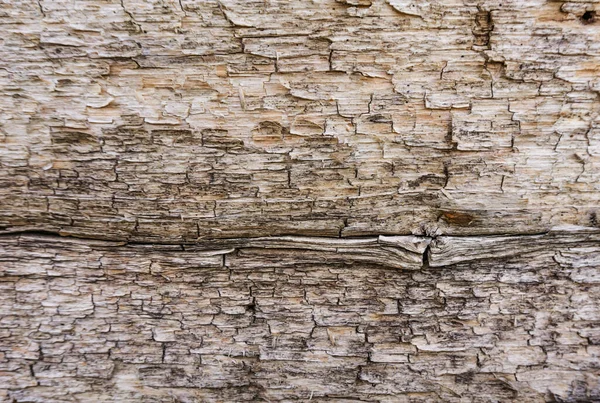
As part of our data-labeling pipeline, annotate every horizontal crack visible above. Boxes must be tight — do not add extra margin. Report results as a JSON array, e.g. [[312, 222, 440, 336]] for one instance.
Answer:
[[2, 227, 599, 269]]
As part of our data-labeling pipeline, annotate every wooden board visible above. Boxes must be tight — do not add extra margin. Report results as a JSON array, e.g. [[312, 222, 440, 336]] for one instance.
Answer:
[[1, 0, 599, 401]]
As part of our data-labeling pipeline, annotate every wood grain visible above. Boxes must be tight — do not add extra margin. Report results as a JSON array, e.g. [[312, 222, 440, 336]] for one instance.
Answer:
[[1, 232, 600, 401], [0, 0, 599, 240], [1, 0, 599, 401]]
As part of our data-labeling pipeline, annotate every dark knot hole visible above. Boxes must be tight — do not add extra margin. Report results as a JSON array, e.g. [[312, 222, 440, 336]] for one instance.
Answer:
[[581, 10, 596, 24]]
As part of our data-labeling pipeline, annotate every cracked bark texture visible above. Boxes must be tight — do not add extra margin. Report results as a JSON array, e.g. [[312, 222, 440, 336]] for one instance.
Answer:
[[0, 0, 599, 402]]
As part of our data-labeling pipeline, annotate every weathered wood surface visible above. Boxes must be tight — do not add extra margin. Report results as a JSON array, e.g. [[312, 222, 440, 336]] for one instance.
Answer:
[[1, 0, 599, 240], [1, 0, 600, 401], [1, 232, 600, 402]]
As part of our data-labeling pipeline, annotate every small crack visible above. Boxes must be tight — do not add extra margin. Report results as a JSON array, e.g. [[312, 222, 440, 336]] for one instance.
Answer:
[[178, 0, 186, 15], [37, 0, 46, 17], [120, 0, 142, 33], [422, 242, 431, 269]]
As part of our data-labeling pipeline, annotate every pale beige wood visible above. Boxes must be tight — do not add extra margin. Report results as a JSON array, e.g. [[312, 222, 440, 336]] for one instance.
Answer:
[[1, 233, 600, 401], [1, 0, 599, 401], [0, 0, 599, 241]]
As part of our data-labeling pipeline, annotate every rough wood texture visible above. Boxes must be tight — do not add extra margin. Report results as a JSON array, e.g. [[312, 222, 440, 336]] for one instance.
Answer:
[[1, 0, 600, 401], [1, 232, 600, 402], [1, 0, 599, 240]]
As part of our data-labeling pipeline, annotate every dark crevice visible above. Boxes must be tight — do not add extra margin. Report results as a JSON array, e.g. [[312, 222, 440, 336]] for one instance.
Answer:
[[422, 242, 431, 269], [581, 11, 596, 24], [1, 228, 586, 246]]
